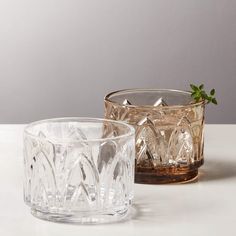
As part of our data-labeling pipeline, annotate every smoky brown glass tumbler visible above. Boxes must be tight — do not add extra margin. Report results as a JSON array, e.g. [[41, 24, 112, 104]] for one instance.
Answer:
[[104, 89, 205, 184]]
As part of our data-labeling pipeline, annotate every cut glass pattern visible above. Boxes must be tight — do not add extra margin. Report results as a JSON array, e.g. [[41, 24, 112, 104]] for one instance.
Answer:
[[105, 89, 205, 184], [23, 118, 135, 223]]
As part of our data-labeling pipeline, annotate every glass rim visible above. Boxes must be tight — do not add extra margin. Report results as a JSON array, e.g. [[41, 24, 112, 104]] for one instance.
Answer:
[[104, 88, 205, 109], [24, 117, 135, 143]]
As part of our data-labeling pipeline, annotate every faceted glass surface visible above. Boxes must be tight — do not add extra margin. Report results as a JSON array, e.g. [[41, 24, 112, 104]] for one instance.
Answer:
[[104, 89, 205, 184], [23, 118, 135, 223]]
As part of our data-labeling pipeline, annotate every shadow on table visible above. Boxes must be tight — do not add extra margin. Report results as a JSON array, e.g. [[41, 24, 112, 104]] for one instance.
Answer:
[[130, 205, 156, 224], [128, 158, 236, 224], [131, 195, 210, 224], [199, 158, 236, 182]]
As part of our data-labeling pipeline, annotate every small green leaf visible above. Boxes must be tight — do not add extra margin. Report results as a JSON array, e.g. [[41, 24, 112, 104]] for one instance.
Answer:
[[190, 84, 198, 91], [190, 83, 217, 105], [210, 89, 215, 96], [200, 91, 208, 100], [212, 98, 218, 105]]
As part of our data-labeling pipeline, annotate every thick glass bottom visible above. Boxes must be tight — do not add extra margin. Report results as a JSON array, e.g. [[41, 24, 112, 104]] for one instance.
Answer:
[[135, 159, 203, 184], [31, 207, 130, 224]]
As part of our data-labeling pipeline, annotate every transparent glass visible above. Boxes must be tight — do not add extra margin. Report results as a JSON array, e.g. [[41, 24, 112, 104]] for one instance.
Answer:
[[23, 118, 135, 224], [104, 89, 205, 184]]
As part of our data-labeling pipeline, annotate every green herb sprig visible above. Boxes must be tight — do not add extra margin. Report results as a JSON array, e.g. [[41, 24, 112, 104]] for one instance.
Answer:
[[190, 84, 217, 105]]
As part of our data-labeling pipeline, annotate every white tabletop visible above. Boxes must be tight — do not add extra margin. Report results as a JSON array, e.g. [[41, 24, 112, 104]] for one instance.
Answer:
[[0, 124, 235, 236]]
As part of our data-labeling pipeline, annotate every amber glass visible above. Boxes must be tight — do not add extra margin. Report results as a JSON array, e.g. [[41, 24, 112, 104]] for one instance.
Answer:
[[104, 89, 205, 184]]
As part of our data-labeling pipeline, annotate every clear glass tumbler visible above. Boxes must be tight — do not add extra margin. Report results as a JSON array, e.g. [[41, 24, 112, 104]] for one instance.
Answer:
[[23, 118, 135, 223], [104, 89, 205, 184]]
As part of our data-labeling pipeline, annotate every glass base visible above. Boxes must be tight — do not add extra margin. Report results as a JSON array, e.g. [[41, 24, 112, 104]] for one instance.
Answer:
[[135, 159, 203, 184], [31, 207, 130, 224], [135, 169, 198, 184]]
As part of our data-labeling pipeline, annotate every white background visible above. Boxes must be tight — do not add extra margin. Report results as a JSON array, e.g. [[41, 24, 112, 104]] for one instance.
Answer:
[[0, 0, 235, 123]]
